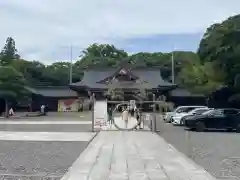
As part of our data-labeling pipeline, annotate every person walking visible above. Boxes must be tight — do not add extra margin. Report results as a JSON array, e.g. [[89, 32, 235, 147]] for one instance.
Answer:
[[9, 107, 14, 117], [107, 107, 113, 125], [40, 104, 45, 115], [134, 109, 141, 130], [122, 107, 129, 128], [130, 105, 135, 117]]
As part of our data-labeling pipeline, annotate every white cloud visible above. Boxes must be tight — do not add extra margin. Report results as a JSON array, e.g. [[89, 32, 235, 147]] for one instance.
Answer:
[[0, 0, 239, 64]]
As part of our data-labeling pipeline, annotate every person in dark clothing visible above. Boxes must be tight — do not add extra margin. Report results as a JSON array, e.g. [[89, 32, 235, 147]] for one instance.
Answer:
[[130, 107, 135, 117], [107, 107, 113, 125], [135, 109, 141, 130]]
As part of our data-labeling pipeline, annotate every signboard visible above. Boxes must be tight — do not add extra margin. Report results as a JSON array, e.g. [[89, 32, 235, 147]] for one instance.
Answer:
[[129, 100, 136, 109], [93, 101, 108, 130], [58, 99, 79, 112]]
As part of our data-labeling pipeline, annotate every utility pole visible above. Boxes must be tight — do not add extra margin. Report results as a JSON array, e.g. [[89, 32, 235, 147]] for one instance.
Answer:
[[171, 50, 175, 84], [69, 45, 73, 84]]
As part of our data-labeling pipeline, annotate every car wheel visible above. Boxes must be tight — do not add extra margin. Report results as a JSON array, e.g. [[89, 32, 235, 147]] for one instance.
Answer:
[[236, 124, 240, 133], [195, 122, 205, 132], [170, 117, 174, 123]]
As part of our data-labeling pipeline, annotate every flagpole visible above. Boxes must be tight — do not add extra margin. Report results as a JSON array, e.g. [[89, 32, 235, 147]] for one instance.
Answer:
[[171, 49, 175, 84], [69, 45, 73, 84]]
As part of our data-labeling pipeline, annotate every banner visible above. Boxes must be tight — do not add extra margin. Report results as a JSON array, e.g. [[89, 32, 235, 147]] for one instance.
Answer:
[[58, 99, 79, 112]]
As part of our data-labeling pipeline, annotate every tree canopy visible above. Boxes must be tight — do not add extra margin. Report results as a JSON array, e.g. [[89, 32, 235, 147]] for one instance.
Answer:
[[198, 14, 240, 85], [2, 13, 240, 100], [0, 37, 20, 66]]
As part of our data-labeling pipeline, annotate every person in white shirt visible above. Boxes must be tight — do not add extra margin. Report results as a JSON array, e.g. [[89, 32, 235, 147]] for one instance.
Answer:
[[40, 104, 45, 114], [122, 107, 129, 128], [9, 108, 14, 116]]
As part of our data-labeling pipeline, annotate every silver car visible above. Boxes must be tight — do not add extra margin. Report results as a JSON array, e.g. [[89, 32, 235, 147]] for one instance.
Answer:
[[163, 106, 207, 123]]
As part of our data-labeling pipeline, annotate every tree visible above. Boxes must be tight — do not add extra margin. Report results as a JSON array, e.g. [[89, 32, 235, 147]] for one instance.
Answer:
[[0, 66, 28, 117], [46, 62, 83, 84], [178, 60, 225, 94], [75, 43, 128, 68], [0, 37, 20, 66], [198, 14, 240, 84]]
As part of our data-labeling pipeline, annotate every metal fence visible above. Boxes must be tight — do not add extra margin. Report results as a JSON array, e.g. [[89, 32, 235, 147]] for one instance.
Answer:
[[106, 100, 172, 132], [91, 97, 174, 132]]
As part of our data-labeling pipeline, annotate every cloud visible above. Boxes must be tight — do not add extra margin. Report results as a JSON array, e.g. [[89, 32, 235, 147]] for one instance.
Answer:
[[0, 0, 239, 64]]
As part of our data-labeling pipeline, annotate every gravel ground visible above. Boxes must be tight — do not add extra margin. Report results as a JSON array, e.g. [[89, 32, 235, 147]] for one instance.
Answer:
[[0, 124, 92, 132], [0, 141, 88, 180], [156, 116, 240, 180]]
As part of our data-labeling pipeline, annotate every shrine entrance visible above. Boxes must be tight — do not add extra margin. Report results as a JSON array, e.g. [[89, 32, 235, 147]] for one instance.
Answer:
[[91, 100, 173, 132]]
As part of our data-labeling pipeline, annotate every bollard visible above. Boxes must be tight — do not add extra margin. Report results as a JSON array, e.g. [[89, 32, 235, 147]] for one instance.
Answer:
[[152, 94, 157, 132], [141, 112, 144, 129], [151, 114, 157, 132], [153, 114, 157, 132], [91, 95, 95, 132]]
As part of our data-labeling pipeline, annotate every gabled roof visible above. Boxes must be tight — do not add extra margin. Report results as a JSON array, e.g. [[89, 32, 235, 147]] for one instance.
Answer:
[[70, 67, 176, 89], [27, 86, 78, 97], [99, 67, 139, 83]]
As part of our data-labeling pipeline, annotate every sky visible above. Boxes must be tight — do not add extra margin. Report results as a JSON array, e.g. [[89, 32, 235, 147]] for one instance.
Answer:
[[0, 0, 240, 64]]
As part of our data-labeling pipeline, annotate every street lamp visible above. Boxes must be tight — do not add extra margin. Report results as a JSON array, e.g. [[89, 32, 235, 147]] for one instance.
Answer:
[[69, 45, 73, 84]]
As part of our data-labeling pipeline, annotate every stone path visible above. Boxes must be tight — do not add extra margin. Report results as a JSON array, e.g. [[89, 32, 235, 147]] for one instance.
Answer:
[[0, 121, 92, 124], [0, 131, 95, 141], [61, 131, 217, 180]]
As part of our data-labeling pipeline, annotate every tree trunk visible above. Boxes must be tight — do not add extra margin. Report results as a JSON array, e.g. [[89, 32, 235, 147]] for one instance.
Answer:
[[5, 99, 9, 118]]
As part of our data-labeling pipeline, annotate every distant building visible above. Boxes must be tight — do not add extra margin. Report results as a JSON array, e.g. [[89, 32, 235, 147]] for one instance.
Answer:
[[69, 62, 177, 100], [26, 62, 206, 112], [27, 86, 84, 112]]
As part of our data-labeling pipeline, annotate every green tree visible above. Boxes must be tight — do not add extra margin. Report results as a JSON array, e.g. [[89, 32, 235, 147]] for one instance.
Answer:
[[198, 14, 240, 84], [44, 62, 83, 85], [75, 43, 128, 68], [178, 60, 225, 94], [0, 66, 28, 117], [0, 37, 20, 66]]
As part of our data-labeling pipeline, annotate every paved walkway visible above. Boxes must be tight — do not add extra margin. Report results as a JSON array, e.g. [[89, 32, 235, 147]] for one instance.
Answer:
[[0, 131, 96, 141], [61, 131, 216, 180], [0, 121, 92, 124]]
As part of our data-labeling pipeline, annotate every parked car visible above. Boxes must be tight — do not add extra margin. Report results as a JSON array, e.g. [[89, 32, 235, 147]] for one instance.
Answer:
[[164, 106, 207, 123], [171, 107, 212, 125], [184, 108, 240, 132]]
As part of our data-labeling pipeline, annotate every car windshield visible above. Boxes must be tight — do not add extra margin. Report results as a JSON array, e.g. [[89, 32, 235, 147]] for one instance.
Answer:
[[176, 107, 204, 113], [193, 109, 210, 115], [176, 107, 191, 113], [202, 109, 214, 115], [203, 109, 223, 116]]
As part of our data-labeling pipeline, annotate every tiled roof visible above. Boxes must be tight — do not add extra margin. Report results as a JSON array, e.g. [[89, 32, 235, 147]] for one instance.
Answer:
[[70, 68, 176, 89], [27, 86, 78, 97]]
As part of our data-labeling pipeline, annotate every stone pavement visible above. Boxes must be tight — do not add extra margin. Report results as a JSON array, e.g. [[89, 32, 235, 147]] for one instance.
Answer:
[[61, 131, 217, 180], [0, 120, 92, 124], [0, 120, 95, 141], [0, 131, 95, 141]]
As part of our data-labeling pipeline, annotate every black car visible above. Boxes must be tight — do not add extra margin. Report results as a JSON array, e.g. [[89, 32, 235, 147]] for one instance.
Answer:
[[184, 108, 240, 132]]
